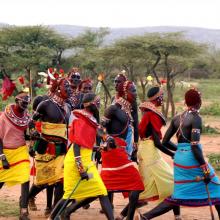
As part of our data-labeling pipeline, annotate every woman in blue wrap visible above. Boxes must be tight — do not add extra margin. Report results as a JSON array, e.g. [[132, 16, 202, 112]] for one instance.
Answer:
[[135, 88, 220, 220]]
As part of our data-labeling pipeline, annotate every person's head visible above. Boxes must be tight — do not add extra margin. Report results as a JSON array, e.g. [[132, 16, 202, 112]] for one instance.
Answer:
[[15, 92, 31, 111], [82, 92, 100, 122], [185, 88, 202, 110], [68, 67, 81, 87], [79, 79, 93, 94], [122, 81, 137, 103], [147, 86, 164, 107], [114, 73, 128, 93], [57, 78, 72, 100]]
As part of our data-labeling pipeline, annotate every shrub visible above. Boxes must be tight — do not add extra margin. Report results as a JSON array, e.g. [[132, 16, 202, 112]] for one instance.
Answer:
[[202, 124, 219, 134], [200, 103, 220, 116]]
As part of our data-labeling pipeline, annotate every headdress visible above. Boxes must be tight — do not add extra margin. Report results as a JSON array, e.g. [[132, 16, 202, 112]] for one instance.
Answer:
[[78, 78, 93, 91], [15, 91, 31, 103], [82, 92, 100, 108], [147, 86, 163, 101], [115, 72, 128, 82], [122, 80, 134, 100], [68, 67, 81, 78]]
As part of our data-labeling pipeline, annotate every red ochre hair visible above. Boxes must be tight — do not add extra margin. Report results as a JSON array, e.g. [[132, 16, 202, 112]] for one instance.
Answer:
[[185, 88, 201, 107]]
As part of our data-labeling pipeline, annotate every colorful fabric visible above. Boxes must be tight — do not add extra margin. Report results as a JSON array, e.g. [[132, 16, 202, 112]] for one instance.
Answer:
[[138, 139, 174, 202], [63, 146, 107, 200], [0, 113, 26, 149], [41, 122, 67, 142], [0, 145, 30, 186], [4, 104, 30, 128], [125, 125, 134, 158], [1, 76, 16, 100], [69, 110, 98, 149], [101, 147, 144, 192], [165, 143, 220, 206], [138, 109, 164, 140], [34, 154, 64, 185]]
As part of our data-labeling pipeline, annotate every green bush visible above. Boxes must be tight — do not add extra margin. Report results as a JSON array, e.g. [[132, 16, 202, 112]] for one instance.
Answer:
[[202, 124, 219, 134], [200, 103, 220, 116], [208, 153, 220, 171]]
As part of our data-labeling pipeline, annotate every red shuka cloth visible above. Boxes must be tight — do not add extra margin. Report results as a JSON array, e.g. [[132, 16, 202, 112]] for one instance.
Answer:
[[101, 147, 144, 192], [69, 110, 98, 149], [138, 111, 163, 139]]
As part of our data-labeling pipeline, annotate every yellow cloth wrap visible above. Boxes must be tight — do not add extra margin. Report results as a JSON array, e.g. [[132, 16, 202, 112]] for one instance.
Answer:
[[0, 145, 30, 186], [137, 139, 174, 202], [63, 146, 107, 201], [41, 122, 67, 140], [35, 154, 64, 185]]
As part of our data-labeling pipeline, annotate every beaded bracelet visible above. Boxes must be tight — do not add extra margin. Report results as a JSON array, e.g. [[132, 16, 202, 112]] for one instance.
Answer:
[[0, 154, 6, 160], [75, 156, 85, 173], [200, 164, 210, 175]]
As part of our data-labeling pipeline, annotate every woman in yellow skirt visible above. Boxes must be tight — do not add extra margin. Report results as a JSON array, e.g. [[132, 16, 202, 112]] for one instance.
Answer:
[[0, 92, 31, 220], [49, 93, 114, 220], [137, 87, 181, 220]]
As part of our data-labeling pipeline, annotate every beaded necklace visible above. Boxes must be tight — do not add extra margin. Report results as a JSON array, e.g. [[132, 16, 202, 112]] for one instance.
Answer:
[[114, 97, 133, 121], [50, 94, 65, 108], [5, 104, 30, 127]]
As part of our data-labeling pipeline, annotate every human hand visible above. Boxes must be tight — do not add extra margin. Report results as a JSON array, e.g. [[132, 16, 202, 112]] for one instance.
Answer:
[[131, 148, 138, 163], [80, 171, 89, 180], [1, 155, 10, 169], [30, 130, 41, 140], [29, 147, 36, 157], [94, 151, 102, 164], [203, 173, 211, 185], [106, 136, 116, 149]]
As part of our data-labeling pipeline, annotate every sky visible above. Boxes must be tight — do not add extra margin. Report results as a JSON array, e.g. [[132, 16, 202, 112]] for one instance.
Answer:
[[1, 0, 220, 29]]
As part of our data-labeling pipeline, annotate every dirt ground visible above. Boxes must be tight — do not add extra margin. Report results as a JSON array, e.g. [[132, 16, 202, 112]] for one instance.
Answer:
[[0, 120, 220, 220]]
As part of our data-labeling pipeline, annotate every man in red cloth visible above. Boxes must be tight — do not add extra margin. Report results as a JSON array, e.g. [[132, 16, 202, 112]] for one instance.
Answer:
[[101, 80, 144, 220]]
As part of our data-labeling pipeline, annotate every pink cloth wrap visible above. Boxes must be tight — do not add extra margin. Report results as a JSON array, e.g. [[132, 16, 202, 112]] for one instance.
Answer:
[[0, 113, 26, 149]]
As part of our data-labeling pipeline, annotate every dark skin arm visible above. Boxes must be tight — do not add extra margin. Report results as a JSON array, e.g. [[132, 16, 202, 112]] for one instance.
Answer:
[[162, 118, 178, 151], [0, 139, 10, 169], [163, 113, 210, 183], [151, 126, 174, 158], [73, 143, 89, 180], [190, 114, 206, 165]]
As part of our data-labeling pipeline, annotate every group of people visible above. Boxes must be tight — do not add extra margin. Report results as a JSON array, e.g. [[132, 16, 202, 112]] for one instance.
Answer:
[[0, 67, 220, 220]]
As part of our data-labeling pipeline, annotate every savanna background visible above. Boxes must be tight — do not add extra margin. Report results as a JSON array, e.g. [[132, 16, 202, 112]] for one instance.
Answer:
[[0, 25, 220, 219]]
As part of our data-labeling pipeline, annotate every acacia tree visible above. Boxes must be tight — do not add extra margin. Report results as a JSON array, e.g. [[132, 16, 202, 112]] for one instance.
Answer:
[[99, 33, 206, 117], [97, 34, 164, 101], [149, 33, 206, 117], [0, 26, 73, 96]]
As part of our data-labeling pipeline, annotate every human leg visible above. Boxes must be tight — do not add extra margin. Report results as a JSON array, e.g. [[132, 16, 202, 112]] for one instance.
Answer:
[[44, 184, 55, 217], [28, 183, 47, 211], [138, 202, 175, 220], [116, 200, 148, 220], [53, 181, 63, 207], [100, 191, 114, 214], [0, 182, 4, 189], [49, 199, 72, 220], [62, 197, 97, 220], [99, 195, 114, 220], [172, 205, 181, 220], [126, 190, 141, 220], [215, 204, 220, 218], [19, 181, 30, 220]]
